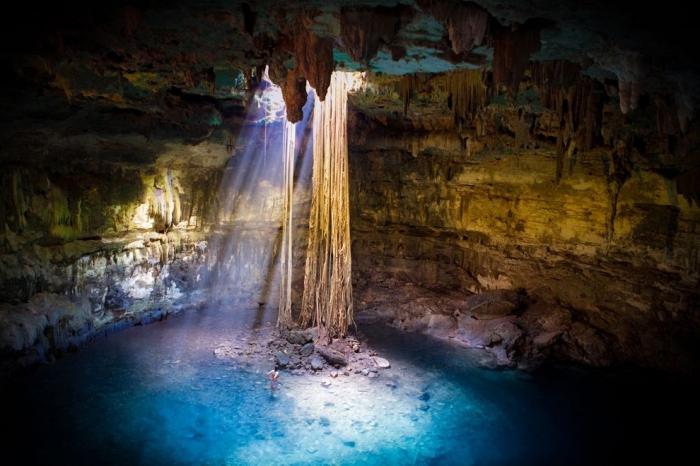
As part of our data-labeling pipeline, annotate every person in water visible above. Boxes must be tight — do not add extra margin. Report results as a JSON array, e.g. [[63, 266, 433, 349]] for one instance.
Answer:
[[267, 369, 280, 390]]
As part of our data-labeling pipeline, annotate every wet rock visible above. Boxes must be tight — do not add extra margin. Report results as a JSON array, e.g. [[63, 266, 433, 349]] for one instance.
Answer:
[[455, 315, 523, 366], [372, 356, 391, 369], [425, 314, 456, 338], [213, 345, 235, 360], [300, 342, 315, 357], [317, 345, 348, 366], [330, 370, 338, 378], [275, 351, 290, 368], [310, 355, 324, 371]]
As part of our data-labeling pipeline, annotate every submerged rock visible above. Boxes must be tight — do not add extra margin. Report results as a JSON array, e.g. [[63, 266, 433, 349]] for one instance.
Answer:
[[275, 351, 290, 368], [310, 355, 324, 371], [300, 342, 315, 357], [372, 357, 391, 369]]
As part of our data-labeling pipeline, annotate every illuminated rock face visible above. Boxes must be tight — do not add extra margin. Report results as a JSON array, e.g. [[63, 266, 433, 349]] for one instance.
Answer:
[[0, 160, 214, 365], [348, 111, 700, 370]]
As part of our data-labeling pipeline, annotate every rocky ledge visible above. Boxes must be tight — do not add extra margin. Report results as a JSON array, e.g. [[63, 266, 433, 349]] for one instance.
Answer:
[[355, 275, 619, 370], [213, 326, 401, 383], [0, 231, 208, 374]]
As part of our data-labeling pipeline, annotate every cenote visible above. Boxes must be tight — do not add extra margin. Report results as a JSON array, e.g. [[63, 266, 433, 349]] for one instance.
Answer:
[[1, 1, 700, 465], [3, 304, 698, 466]]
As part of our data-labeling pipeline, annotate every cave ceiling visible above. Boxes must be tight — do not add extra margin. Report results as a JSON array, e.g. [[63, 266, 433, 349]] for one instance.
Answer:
[[0, 0, 698, 172]]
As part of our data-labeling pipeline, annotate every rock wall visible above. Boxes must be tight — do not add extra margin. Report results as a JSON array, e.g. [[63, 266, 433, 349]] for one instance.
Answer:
[[349, 116, 700, 371], [0, 114, 315, 372], [0, 156, 218, 369]]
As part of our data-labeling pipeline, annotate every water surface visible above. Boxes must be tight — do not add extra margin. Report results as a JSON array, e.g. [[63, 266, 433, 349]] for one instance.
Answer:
[[3, 305, 697, 465]]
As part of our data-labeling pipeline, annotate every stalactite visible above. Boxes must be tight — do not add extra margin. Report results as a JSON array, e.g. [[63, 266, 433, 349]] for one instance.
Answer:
[[420, 0, 489, 55], [280, 69, 307, 123], [493, 21, 540, 92], [446, 69, 487, 128], [277, 120, 296, 329], [604, 141, 633, 249], [531, 61, 605, 176], [531, 61, 580, 109], [293, 25, 334, 101], [618, 79, 640, 115], [675, 93, 693, 135], [654, 92, 695, 155], [399, 74, 417, 115], [267, 15, 333, 113], [340, 5, 412, 64], [300, 72, 360, 339]]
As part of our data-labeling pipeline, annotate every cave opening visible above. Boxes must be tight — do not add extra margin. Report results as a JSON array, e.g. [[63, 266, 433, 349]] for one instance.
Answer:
[[1, 1, 699, 465]]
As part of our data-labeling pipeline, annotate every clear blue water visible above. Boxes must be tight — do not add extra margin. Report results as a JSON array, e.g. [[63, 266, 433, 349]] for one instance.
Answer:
[[2, 305, 697, 465]]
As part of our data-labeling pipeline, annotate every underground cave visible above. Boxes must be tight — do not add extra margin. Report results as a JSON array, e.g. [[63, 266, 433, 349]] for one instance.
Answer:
[[1, 1, 699, 465]]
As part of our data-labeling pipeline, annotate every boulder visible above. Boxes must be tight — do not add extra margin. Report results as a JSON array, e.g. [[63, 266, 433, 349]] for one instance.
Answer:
[[316, 345, 348, 366], [372, 356, 391, 369], [300, 342, 315, 357], [284, 329, 313, 345], [310, 355, 324, 371], [275, 351, 290, 368], [455, 315, 523, 366]]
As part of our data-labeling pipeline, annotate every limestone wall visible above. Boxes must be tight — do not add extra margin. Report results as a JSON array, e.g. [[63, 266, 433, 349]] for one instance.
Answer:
[[349, 123, 700, 369]]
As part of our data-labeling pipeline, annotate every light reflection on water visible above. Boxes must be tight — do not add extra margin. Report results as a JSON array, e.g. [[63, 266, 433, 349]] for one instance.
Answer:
[[4, 304, 698, 465]]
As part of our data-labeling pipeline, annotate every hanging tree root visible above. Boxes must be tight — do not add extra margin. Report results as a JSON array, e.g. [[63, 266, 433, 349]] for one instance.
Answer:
[[299, 71, 360, 339], [277, 119, 296, 328]]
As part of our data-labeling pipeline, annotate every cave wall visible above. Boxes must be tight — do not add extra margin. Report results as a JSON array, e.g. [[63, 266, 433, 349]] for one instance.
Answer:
[[349, 112, 700, 370], [0, 108, 319, 369], [0, 153, 217, 365]]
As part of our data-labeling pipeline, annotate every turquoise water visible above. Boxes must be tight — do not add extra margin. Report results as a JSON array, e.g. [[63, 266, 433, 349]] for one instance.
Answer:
[[2, 306, 697, 465]]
